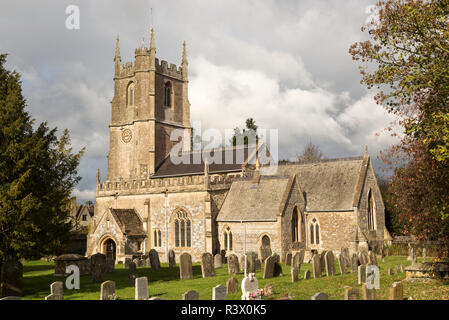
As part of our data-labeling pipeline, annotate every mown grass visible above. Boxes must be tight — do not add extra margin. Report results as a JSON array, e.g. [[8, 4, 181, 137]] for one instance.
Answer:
[[21, 256, 449, 300]]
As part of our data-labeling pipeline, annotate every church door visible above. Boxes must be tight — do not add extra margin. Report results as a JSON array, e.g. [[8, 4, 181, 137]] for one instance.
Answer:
[[104, 238, 116, 261]]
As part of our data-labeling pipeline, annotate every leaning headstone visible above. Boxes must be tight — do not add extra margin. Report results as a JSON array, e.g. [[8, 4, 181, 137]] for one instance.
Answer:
[[263, 255, 275, 279], [311, 292, 328, 300], [368, 251, 378, 266], [312, 254, 321, 278], [50, 281, 64, 300], [338, 255, 347, 274], [128, 261, 137, 285], [344, 287, 359, 300], [201, 252, 215, 278], [135, 277, 149, 300], [214, 254, 223, 269], [341, 247, 350, 265], [291, 267, 299, 282], [358, 250, 369, 266], [100, 280, 116, 300], [292, 250, 305, 269], [304, 270, 311, 280], [90, 253, 106, 283], [241, 273, 258, 300], [179, 253, 193, 280], [168, 249, 176, 268], [361, 283, 377, 300], [212, 285, 227, 300], [226, 277, 239, 294], [149, 249, 161, 270], [351, 253, 359, 273], [182, 290, 199, 300], [227, 254, 240, 275], [324, 251, 336, 277], [285, 253, 292, 266], [358, 265, 367, 284], [124, 258, 131, 269], [389, 282, 403, 300]]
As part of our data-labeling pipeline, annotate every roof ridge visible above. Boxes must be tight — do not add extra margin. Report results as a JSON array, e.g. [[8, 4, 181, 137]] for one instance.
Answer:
[[275, 156, 363, 167]]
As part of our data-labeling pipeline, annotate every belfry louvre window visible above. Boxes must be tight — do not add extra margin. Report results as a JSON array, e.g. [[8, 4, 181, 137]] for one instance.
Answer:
[[127, 82, 135, 106], [310, 218, 320, 245], [173, 210, 191, 247]]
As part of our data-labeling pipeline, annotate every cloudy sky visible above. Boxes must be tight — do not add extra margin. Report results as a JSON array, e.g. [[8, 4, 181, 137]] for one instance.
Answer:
[[0, 0, 399, 203]]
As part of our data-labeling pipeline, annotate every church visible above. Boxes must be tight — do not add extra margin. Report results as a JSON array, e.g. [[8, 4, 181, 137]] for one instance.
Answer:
[[86, 22, 389, 263]]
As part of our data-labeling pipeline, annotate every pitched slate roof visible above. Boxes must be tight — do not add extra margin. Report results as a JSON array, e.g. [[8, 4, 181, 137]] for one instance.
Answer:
[[152, 145, 257, 178], [110, 209, 146, 237], [271, 157, 364, 212], [216, 176, 293, 222]]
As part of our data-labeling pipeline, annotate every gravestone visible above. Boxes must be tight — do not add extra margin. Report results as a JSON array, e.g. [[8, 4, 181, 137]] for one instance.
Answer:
[[263, 255, 275, 279], [136, 258, 144, 267], [291, 267, 299, 282], [285, 253, 292, 266], [344, 287, 359, 300], [50, 281, 63, 300], [149, 249, 161, 270], [292, 250, 305, 269], [212, 285, 227, 300], [395, 265, 400, 274], [341, 247, 350, 265], [135, 277, 149, 300], [245, 252, 258, 274], [389, 282, 403, 300], [312, 254, 321, 278], [273, 257, 283, 277], [311, 292, 328, 300], [351, 253, 359, 273], [361, 283, 377, 300], [368, 251, 378, 266], [320, 251, 327, 274], [220, 250, 227, 264], [258, 243, 272, 262], [241, 273, 258, 300], [411, 247, 417, 265], [264, 283, 274, 297], [214, 254, 223, 269], [227, 254, 240, 275], [422, 246, 427, 263], [124, 258, 131, 269], [182, 290, 199, 300], [304, 270, 311, 280], [358, 265, 366, 284], [168, 249, 176, 268], [100, 280, 116, 300], [400, 264, 404, 273], [45, 293, 57, 300], [388, 268, 394, 275], [106, 257, 115, 273], [179, 253, 193, 280], [338, 255, 347, 274], [128, 261, 137, 285], [226, 277, 239, 294], [324, 251, 336, 276], [90, 253, 106, 283], [358, 250, 369, 266], [201, 252, 215, 278], [255, 259, 262, 271]]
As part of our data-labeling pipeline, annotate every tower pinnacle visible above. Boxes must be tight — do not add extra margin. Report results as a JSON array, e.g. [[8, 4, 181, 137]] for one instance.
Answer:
[[114, 35, 121, 62]]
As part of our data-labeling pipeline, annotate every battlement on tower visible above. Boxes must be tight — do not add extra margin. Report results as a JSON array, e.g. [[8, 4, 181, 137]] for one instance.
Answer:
[[155, 58, 183, 80]]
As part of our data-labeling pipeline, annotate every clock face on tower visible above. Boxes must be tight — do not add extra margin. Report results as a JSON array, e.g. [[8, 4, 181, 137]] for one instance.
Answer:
[[121, 129, 132, 143]]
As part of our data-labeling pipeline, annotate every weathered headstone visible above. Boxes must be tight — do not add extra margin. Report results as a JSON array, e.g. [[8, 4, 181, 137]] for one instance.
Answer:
[[226, 277, 239, 294], [388, 268, 394, 275], [411, 247, 416, 265], [351, 253, 359, 273], [135, 277, 149, 300], [90, 253, 106, 283], [179, 252, 193, 280], [227, 254, 240, 275], [255, 259, 262, 271], [400, 264, 404, 273], [212, 285, 227, 300], [0, 296, 21, 300], [124, 258, 131, 268], [241, 273, 258, 300], [182, 290, 199, 300], [168, 249, 176, 268], [358, 265, 366, 284], [358, 250, 369, 266], [389, 282, 403, 300], [320, 251, 327, 274], [338, 255, 347, 274], [100, 280, 116, 300], [214, 254, 223, 269], [361, 283, 377, 300], [312, 254, 321, 278], [258, 244, 272, 262], [324, 251, 336, 276], [128, 261, 137, 285], [45, 293, 57, 300], [344, 287, 359, 300], [304, 270, 311, 280], [244, 252, 258, 274], [263, 255, 275, 279], [395, 265, 400, 274], [422, 246, 427, 263], [368, 250, 378, 266], [220, 250, 227, 264], [50, 281, 63, 300], [285, 253, 292, 266], [264, 283, 274, 297], [201, 252, 215, 278], [106, 257, 115, 273], [311, 292, 328, 300], [341, 247, 350, 265], [291, 267, 299, 282], [292, 250, 305, 269], [149, 249, 161, 270]]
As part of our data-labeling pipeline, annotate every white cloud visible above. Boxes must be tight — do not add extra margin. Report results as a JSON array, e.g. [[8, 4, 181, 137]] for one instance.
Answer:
[[72, 188, 96, 204]]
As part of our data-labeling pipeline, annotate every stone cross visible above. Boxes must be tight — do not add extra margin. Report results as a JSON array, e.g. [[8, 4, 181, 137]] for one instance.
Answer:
[[358, 265, 366, 284], [389, 282, 403, 300], [361, 283, 377, 300], [200, 252, 215, 278], [311, 292, 328, 300], [135, 276, 149, 300], [182, 290, 199, 300], [227, 254, 240, 275], [214, 254, 223, 269], [226, 277, 239, 294], [212, 285, 227, 300], [344, 287, 359, 300], [100, 280, 116, 300], [179, 252, 193, 280]]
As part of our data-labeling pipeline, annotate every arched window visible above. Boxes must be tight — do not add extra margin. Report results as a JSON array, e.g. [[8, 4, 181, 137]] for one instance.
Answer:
[[367, 190, 376, 230], [223, 226, 233, 251], [127, 82, 135, 106], [153, 229, 162, 247], [164, 81, 172, 107], [310, 218, 320, 245], [292, 207, 299, 242], [173, 209, 191, 248]]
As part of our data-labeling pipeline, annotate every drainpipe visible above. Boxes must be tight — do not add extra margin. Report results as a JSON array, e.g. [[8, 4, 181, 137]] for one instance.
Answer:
[[165, 189, 169, 260]]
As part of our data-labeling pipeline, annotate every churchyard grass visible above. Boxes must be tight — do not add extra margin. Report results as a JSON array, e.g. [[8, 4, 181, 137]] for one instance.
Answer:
[[22, 256, 449, 300]]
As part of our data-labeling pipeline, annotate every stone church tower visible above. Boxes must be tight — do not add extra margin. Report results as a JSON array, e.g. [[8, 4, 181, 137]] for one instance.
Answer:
[[108, 28, 191, 180]]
